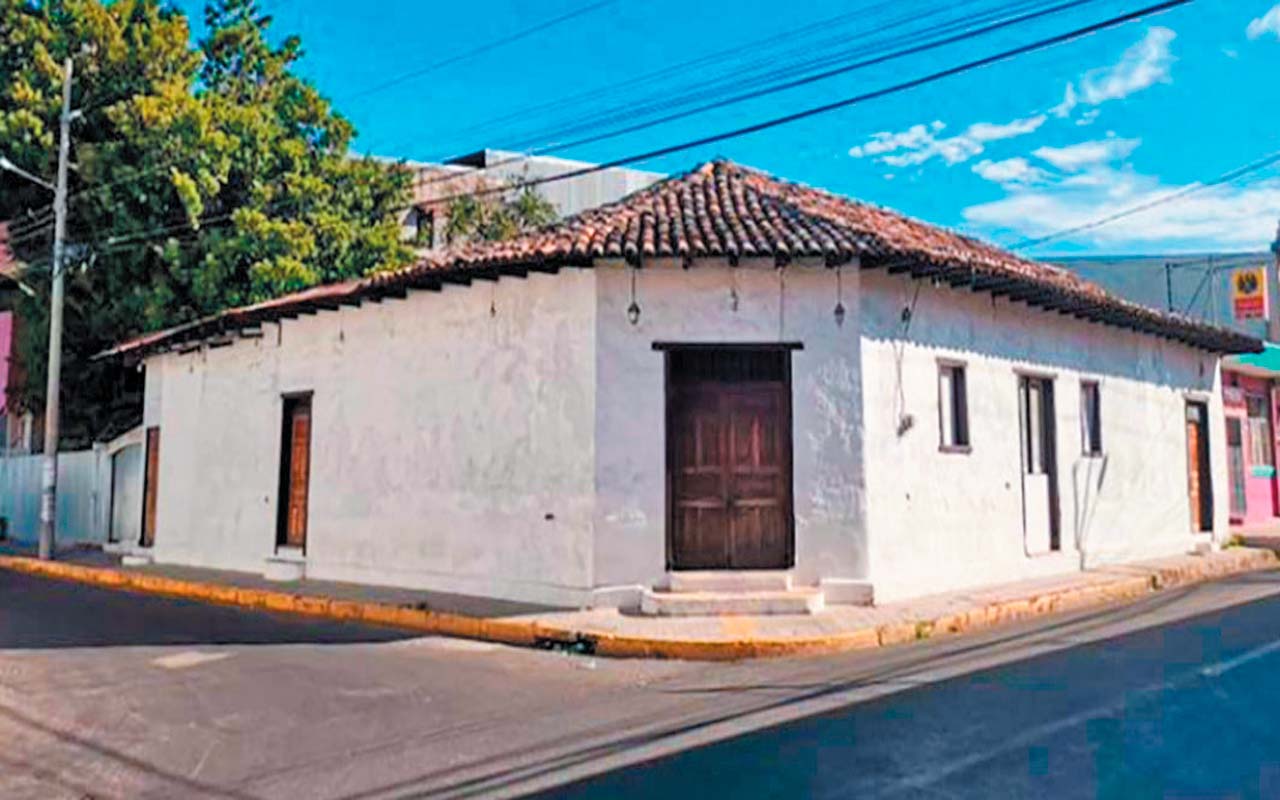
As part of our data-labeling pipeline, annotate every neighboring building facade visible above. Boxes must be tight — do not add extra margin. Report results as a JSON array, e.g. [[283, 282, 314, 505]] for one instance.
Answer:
[[102, 163, 1258, 609], [398, 149, 664, 252], [1056, 251, 1280, 531], [1220, 346, 1280, 529]]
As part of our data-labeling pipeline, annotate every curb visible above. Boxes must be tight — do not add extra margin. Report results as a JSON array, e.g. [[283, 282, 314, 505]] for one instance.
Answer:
[[1, 549, 1275, 661]]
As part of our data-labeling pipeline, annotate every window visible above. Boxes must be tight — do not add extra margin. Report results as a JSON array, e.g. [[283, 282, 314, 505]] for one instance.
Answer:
[[938, 363, 969, 451], [1080, 381, 1102, 456], [1246, 394, 1274, 468]]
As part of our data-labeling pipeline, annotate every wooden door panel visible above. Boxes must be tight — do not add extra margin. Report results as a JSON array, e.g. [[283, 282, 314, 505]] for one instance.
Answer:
[[668, 353, 793, 571], [277, 396, 313, 550], [140, 427, 160, 548], [1187, 418, 1203, 531], [675, 506, 730, 568], [730, 504, 789, 569], [285, 407, 311, 548], [727, 386, 790, 569]]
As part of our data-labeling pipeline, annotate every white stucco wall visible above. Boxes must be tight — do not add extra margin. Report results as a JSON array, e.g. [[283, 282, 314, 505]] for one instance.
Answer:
[[859, 270, 1226, 603], [143, 270, 598, 606], [591, 259, 867, 601], [136, 257, 1232, 610]]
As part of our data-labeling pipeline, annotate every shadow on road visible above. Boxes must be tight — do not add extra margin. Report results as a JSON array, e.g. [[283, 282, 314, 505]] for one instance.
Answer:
[[0, 570, 413, 650], [331, 572, 1280, 800]]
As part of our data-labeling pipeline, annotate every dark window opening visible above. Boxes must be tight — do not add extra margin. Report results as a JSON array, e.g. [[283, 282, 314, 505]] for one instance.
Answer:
[[1081, 381, 1102, 456], [669, 348, 787, 385], [938, 363, 969, 450]]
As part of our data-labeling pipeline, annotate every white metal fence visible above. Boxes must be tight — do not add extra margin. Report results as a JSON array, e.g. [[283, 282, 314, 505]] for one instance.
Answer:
[[0, 428, 142, 547]]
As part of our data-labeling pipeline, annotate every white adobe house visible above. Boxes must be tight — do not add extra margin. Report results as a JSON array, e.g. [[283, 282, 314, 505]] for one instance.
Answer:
[[102, 162, 1260, 613]]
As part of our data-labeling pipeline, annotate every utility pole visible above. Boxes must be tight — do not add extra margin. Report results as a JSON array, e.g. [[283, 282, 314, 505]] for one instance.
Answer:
[[1270, 220, 1280, 343], [37, 57, 73, 561]]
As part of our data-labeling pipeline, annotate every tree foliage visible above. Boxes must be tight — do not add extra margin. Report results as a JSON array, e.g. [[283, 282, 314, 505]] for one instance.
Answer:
[[0, 0, 414, 443], [444, 183, 556, 245]]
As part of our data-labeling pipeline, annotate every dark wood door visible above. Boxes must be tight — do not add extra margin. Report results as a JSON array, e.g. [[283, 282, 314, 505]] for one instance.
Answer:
[[668, 350, 793, 570], [139, 427, 160, 548], [1187, 400, 1213, 532], [277, 395, 312, 549]]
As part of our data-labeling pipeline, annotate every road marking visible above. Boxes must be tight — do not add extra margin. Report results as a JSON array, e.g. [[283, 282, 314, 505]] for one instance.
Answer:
[[151, 651, 232, 670], [1201, 638, 1280, 678], [876, 637, 1280, 796]]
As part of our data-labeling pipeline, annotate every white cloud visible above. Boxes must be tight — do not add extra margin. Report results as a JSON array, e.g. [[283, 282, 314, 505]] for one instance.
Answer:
[[965, 172, 1280, 249], [965, 134, 1277, 249], [1077, 26, 1176, 105], [850, 114, 1046, 168], [1247, 3, 1280, 39], [1032, 137, 1141, 171], [848, 121, 944, 158], [972, 158, 1048, 187], [1050, 84, 1077, 118], [1076, 109, 1101, 126]]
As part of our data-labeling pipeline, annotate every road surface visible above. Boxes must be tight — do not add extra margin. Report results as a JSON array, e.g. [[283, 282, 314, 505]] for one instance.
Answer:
[[3, 567, 1280, 798]]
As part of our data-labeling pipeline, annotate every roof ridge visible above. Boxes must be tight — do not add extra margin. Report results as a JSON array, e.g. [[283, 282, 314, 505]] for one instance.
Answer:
[[101, 161, 1263, 359]]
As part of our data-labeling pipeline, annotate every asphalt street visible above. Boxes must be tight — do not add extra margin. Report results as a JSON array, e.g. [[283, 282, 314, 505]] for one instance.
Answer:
[[4, 567, 1280, 799]]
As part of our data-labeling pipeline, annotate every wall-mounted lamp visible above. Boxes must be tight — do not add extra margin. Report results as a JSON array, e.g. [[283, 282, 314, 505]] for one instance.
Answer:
[[627, 263, 641, 326]]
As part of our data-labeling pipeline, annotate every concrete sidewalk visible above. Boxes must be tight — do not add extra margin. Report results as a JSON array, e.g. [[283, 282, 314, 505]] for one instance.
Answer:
[[1, 545, 1275, 660]]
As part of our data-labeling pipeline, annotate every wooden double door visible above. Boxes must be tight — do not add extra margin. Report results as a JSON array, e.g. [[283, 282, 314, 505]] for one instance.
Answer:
[[666, 348, 794, 570]]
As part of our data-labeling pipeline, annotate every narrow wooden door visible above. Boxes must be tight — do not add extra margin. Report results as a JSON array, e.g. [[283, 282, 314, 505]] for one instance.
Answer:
[[667, 349, 793, 570], [139, 427, 160, 548], [726, 386, 790, 568], [1186, 401, 1213, 532], [277, 395, 312, 549], [670, 385, 731, 568]]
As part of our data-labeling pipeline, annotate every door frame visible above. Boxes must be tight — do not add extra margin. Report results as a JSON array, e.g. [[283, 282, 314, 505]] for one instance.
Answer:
[[139, 426, 161, 549], [657, 342, 800, 571], [276, 391, 314, 553], [1185, 397, 1214, 533], [1016, 372, 1061, 553]]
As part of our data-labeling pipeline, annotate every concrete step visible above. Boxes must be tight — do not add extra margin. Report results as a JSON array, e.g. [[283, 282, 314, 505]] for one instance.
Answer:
[[640, 587, 824, 617], [263, 556, 305, 582], [120, 553, 153, 567], [667, 570, 792, 593]]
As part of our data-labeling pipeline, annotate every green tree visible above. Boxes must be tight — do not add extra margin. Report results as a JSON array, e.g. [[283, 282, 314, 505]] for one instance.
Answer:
[[0, 0, 413, 444], [444, 183, 556, 245]]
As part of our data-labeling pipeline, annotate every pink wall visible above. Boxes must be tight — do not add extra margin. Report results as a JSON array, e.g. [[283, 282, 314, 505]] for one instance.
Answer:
[[0, 310, 11, 414], [1223, 370, 1280, 527]]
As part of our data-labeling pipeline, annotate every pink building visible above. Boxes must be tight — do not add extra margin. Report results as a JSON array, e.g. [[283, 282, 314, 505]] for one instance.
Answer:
[[1223, 345, 1280, 530]]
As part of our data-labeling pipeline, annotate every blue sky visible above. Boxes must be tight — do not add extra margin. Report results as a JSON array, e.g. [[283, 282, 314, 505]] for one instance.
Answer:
[[173, 0, 1280, 256]]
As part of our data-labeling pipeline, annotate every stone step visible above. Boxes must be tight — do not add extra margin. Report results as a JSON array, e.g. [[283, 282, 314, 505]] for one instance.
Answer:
[[667, 570, 792, 593], [640, 588, 824, 617], [263, 556, 305, 582]]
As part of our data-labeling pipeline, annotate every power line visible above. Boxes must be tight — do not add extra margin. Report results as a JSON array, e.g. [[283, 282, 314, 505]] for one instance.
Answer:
[[343, 0, 620, 104], [411, 0, 1193, 210], [434, 0, 913, 149], [404, 0, 1066, 192], [402, 0, 1096, 195], [493, 0, 1084, 156], [1014, 148, 1280, 251]]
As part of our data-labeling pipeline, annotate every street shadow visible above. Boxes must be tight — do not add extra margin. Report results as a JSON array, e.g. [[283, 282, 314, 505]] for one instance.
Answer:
[[0, 570, 414, 649], [323, 571, 1280, 799]]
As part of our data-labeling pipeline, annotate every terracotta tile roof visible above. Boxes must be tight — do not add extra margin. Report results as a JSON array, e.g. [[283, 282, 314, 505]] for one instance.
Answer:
[[101, 161, 1261, 358]]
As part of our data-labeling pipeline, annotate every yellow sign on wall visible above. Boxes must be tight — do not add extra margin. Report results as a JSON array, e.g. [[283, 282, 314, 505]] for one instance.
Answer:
[[1232, 266, 1269, 321]]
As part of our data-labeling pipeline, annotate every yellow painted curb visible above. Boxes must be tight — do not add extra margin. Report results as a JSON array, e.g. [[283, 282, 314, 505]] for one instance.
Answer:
[[1, 548, 1275, 662]]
